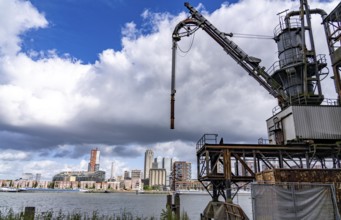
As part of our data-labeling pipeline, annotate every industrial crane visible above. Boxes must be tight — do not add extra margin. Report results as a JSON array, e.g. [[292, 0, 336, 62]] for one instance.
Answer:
[[169, 2, 341, 219], [170, 2, 331, 131]]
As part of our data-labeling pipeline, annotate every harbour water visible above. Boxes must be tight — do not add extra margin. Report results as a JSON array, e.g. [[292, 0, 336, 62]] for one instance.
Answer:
[[0, 191, 252, 219]]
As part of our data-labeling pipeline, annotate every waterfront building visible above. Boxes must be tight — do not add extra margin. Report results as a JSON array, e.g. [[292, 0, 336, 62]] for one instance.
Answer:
[[131, 177, 142, 190], [149, 168, 166, 187], [54, 181, 79, 189], [107, 181, 121, 190], [174, 179, 205, 191], [36, 180, 50, 188], [52, 171, 105, 183], [79, 181, 96, 189], [124, 170, 130, 180], [131, 169, 142, 178], [131, 169, 142, 190], [172, 161, 191, 190], [163, 157, 173, 186], [88, 148, 100, 172], [144, 149, 154, 179], [123, 179, 132, 190]]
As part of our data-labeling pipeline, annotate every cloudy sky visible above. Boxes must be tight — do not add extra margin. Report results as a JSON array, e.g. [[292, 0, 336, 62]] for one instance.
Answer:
[[0, 0, 338, 180]]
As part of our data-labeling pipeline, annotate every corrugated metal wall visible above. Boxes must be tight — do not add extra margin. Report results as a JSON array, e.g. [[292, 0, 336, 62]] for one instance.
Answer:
[[292, 106, 341, 140], [267, 106, 341, 143]]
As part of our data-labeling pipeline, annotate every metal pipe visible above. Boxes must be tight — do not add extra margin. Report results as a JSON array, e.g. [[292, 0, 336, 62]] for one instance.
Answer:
[[304, 0, 323, 97], [170, 40, 177, 129], [299, 0, 308, 97], [284, 8, 327, 22]]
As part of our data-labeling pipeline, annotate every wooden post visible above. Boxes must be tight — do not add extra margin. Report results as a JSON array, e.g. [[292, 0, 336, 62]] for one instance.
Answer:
[[174, 193, 180, 219], [166, 193, 181, 218], [166, 194, 172, 209], [24, 207, 35, 220]]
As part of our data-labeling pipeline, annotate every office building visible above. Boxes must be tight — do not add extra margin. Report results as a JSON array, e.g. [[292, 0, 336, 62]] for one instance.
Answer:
[[144, 149, 154, 179], [88, 148, 100, 172]]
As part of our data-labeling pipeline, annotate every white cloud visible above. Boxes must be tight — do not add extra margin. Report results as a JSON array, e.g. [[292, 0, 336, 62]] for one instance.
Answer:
[[0, 0, 47, 56], [0, 150, 29, 160], [0, 54, 95, 126]]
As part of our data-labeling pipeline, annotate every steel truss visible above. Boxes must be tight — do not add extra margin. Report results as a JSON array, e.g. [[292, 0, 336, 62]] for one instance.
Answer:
[[196, 134, 341, 201]]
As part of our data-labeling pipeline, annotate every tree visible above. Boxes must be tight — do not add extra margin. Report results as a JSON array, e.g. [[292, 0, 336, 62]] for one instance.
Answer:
[[48, 182, 55, 189], [143, 185, 152, 190]]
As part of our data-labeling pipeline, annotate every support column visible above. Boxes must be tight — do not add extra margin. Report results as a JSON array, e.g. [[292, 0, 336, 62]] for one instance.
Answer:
[[224, 149, 232, 202]]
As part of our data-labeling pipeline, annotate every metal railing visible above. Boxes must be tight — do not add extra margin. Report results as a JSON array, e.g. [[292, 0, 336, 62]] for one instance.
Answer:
[[196, 134, 218, 151]]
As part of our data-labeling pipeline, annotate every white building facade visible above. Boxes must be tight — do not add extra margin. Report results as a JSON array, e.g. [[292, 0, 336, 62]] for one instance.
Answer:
[[144, 149, 154, 179]]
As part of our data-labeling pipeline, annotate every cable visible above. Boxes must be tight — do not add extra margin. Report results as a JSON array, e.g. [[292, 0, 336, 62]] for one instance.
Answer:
[[177, 32, 195, 54], [231, 32, 274, 40]]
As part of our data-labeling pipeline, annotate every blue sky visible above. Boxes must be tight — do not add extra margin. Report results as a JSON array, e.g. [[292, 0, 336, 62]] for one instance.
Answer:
[[23, 1, 227, 63], [0, 0, 339, 180]]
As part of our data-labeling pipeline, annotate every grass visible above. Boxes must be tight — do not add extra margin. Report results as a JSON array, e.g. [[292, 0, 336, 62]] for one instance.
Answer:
[[0, 208, 158, 220], [0, 208, 189, 220]]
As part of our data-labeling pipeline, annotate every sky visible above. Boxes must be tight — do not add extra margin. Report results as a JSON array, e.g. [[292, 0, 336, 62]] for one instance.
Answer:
[[0, 0, 339, 181]]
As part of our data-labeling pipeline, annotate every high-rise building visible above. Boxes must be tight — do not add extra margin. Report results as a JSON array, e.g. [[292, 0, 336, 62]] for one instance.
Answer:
[[172, 161, 191, 190], [88, 148, 100, 172], [110, 162, 116, 179], [144, 149, 154, 179], [163, 157, 173, 186], [152, 156, 162, 169]]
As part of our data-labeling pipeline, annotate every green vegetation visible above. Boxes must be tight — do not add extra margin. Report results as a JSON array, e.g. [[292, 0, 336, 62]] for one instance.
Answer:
[[0, 208, 189, 220], [160, 207, 189, 220], [142, 185, 162, 191], [143, 185, 152, 190]]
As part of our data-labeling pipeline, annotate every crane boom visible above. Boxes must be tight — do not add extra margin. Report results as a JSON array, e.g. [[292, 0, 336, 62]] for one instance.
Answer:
[[170, 2, 286, 129]]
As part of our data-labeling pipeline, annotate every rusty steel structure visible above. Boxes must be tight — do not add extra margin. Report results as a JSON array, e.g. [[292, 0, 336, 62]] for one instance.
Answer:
[[196, 134, 341, 201], [323, 1, 341, 105]]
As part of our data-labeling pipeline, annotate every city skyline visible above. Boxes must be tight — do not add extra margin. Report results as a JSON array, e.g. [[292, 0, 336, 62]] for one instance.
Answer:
[[0, 0, 339, 180]]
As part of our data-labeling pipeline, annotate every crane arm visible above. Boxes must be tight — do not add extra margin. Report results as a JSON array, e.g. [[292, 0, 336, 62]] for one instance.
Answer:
[[170, 2, 286, 129]]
